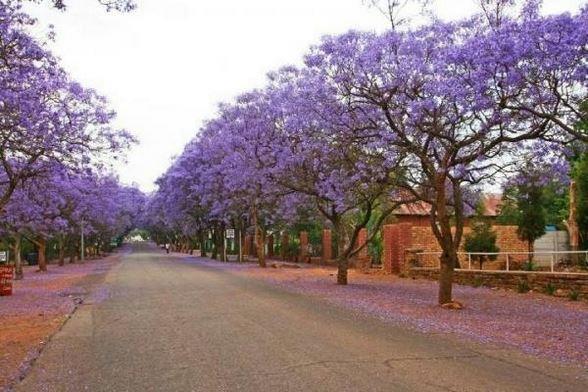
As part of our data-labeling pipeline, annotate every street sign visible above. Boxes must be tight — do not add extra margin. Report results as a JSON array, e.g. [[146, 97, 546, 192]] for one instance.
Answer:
[[0, 251, 8, 263], [226, 229, 235, 239]]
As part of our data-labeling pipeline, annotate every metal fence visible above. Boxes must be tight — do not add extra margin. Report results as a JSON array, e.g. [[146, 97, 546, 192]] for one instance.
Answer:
[[411, 250, 588, 273]]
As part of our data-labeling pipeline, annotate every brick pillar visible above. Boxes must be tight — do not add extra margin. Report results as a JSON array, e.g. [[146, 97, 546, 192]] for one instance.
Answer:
[[322, 229, 332, 263], [267, 234, 274, 258], [299, 231, 309, 262], [383, 223, 413, 274], [397, 223, 412, 273], [383, 225, 392, 273], [355, 228, 369, 270]]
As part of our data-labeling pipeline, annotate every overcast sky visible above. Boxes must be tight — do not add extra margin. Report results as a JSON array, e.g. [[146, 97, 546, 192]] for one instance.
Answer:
[[24, 0, 583, 192]]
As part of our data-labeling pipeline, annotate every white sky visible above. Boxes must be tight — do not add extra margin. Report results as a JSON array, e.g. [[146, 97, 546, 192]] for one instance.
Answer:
[[24, 0, 584, 192]]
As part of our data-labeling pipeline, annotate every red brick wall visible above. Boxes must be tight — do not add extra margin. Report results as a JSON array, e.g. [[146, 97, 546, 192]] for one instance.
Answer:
[[356, 228, 368, 259], [411, 225, 528, 268], [384, 222, 528, 272], [382, 223, 412, 273]]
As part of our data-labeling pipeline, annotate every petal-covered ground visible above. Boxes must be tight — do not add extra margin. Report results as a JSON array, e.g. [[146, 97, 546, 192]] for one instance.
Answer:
[[180, 255, 588, 368], [0, 254, 120, 392]]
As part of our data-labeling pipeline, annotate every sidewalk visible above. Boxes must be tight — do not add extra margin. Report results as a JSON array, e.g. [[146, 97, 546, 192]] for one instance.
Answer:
[[179, 254, 588, 368], [0, 253, 121, 391]]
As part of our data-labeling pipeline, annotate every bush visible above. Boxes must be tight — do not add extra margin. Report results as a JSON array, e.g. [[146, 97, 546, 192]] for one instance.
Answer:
[[473, 277, 484, 288], [522, 261, 536, 271], [545, 283, 556, 296], [569, 289, 580, 301], [517, 280, 530, 293]]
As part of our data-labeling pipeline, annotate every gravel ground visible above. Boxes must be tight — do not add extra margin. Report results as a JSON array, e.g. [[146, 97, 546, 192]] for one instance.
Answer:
[[0, 253, 121, 391], [179, 255, 588, 368]]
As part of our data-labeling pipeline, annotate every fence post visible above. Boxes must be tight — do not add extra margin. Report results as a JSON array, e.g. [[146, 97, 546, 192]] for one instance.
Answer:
[[551, 253, 555, 273], [506, 254, 510, 272], [468, 253, 471, 270]]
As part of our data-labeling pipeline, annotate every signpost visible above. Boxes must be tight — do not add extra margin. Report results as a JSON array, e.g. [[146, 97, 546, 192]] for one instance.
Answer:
[[226, 229, 235, 239], [0, 251, 8, 263]]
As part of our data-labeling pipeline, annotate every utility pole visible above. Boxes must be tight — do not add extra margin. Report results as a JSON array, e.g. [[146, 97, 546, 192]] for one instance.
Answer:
[[80, 218, 85, 263]]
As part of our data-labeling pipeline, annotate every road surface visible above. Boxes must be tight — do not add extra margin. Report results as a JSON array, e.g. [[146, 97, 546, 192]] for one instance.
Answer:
[[17, 243, 588, 391]]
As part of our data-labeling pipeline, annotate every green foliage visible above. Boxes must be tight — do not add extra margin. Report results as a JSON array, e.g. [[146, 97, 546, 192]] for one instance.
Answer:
[[517, 280, 530, 293], [574, 154, 588, 250], [545, 283, 556, 296], [568, 289, 580, 301], [366, 209, 383, 265], [499, 170, 547, 253], [522, 261, 536, 271], [464, 203, 499, 269], [284, 242, 300, 259], [516, 183, 547, 249], [541, 184, 569, 229]]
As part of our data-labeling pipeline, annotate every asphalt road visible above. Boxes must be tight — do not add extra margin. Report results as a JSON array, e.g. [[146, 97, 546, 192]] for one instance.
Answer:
[[17, 243, 588, 391]]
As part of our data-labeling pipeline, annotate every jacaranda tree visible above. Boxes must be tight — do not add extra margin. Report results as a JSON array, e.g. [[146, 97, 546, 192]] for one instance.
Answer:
[[146, 1, 587, 304]]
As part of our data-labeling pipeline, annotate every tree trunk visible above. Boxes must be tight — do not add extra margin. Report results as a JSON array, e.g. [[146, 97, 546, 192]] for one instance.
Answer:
[[236, 227, 242, 263], [336, 256, 348, 285], [438, 253, 454, 305], [433, 171, 460, 305], [568, 181, 580, 264], [211, 229, 218, 260], [14, 234, 23, 280], [256, 225, 266, 268], [218, 228, 226, 262], [58, 236, 65, 266], [37, 237, 47, 272], [334, 219, 348, 285], [200, 231, 207, 258], [69, 245, 77, 263]]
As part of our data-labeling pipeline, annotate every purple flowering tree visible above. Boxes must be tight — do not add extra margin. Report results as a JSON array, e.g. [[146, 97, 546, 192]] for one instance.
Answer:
[[1, 164, 145, 278], [0, 2, 134, 214], [305, 4, 587, 303]]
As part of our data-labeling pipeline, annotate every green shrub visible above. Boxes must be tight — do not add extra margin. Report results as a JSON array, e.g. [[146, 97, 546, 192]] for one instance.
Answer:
[[517, 280, 530, 293], [522, 261, 536, 271], [569, 289, 580, 301], [464, 203, 499, 270], [545, 283, 556, 296], [472, 277, 483, 288]]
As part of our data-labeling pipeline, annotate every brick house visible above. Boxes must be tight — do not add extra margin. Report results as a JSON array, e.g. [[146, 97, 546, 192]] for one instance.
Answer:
[[382, 194, 529, 273]]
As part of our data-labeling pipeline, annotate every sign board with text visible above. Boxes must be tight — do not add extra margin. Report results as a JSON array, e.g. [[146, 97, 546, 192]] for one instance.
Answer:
[[0, 251, 8, 263], [226, 229, 235, 239]]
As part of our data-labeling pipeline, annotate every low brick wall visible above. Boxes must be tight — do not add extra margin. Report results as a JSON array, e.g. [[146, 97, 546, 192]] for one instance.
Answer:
[[409, 268, 588, 299]]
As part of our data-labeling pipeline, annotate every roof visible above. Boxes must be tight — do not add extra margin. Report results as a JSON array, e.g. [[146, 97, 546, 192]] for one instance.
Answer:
[[394, 193, 502, 217]]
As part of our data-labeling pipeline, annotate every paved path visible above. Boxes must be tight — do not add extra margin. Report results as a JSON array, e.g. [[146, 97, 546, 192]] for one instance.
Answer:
[[17, 244, 588, 391]]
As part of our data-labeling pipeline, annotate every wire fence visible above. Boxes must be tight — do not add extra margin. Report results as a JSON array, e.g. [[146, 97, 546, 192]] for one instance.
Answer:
[[411, 250, 588, 273]]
